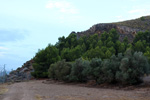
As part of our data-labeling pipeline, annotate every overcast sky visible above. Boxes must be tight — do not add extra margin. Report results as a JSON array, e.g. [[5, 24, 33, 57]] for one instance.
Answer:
[[0, 0, 150, 70]]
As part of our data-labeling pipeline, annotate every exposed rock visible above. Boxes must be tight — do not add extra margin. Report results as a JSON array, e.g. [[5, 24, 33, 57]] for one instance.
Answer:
[[76, 23, 145, 42], [6, 59, 34, 82]]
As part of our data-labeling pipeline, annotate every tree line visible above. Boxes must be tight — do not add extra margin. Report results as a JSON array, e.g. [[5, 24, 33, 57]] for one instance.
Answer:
[[31, 29, 150, 85]]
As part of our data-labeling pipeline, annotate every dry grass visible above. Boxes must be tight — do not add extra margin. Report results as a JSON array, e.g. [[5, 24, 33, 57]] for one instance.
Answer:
[[35, 94, 50, 100], [0, 84, 8, 95], [55, 96, 86, 100], [115, 16, 150, 30]]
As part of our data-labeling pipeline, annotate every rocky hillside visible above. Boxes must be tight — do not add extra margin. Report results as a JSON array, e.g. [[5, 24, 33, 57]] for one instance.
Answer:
[[7, 59, 34, 82], [76, 16, 150, 42]]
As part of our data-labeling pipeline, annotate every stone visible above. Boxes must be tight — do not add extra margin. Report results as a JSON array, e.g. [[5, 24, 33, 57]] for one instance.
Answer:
[[76, 23, 145, 42], [6, 59, 34, 82]]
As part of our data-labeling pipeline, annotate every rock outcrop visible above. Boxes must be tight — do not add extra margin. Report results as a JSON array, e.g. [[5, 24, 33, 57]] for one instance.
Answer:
[[76, 23, 145, 42], [7, 59, 34, 82]]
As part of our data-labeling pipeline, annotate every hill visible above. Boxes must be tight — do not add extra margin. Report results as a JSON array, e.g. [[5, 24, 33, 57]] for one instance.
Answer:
[[7, 16, 150, 85], [76, 16, 150, 42], [115, 16, 150, 30]]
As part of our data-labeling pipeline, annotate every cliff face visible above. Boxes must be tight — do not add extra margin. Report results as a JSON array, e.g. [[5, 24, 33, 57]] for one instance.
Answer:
[[77, 23, 145, 42], [7, 59, 34, 82]]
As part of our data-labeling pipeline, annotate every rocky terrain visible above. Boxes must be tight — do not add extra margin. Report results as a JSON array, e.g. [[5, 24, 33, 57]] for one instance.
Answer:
[[76, 23, 144, 42], [76, 16, 150, 42], [6, 59, 34, 82]]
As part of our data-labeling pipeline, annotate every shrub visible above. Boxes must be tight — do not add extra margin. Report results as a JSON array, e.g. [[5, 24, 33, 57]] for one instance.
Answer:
[[89, 58, 102, 82], [116, 50, 150, 85], [69, 58, 90, 82], [48, 60, 72, 81], [140, 16, 145, 21]]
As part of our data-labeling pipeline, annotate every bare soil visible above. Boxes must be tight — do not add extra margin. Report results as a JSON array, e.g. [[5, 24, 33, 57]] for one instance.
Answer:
[[0, 80, 150, 100]]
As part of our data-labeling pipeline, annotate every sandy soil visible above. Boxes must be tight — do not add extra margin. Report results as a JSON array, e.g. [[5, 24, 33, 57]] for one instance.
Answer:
[[0, 80, 150, 100]]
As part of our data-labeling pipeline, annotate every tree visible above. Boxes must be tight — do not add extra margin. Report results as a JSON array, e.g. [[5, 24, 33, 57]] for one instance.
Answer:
[[105, 50, 112, 59], [109, 28, 119, 42], [134, 40, 145, 52], [56, 36, 66, 51], [123, 36, 129, 44], [107, 41, 114, 48], [61, 45, 82, 61], [83, 46, 104, 59], [118, 43, 126, 53], [96, 40, 103, 48], [133, 31, 150, 46], [144, 46, 150, 63], [32, 44, 60, 78]]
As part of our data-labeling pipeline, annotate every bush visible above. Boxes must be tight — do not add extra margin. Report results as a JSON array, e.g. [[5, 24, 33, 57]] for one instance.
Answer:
[[116, 50, 150, 85], [48, 60, 72, 81], [69, 58, 90, 82], [140, 16, 145, 21], [89, 58, 102, 82]]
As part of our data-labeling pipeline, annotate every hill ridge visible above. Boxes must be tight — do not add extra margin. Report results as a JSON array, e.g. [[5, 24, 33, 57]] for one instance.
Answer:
[[76, 16, 150, 42]]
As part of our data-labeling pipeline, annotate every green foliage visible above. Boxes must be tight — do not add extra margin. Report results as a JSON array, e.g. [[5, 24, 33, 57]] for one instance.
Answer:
[[123, 36, 129, 44], [32, 44, 60, 78], [109, 28, 119, 42], [69, 58, 90, 82], [83, 47, 104, 59], [133, 31, 150, 46], [118, 43, 126, 53], [134, 40, 145, 52], [32, 28, 150, 84], [144, 46, 150, 63], [116, 50, 150, 85], [61, 45, 82, 61], [89, 58, 102, 82], [140, 16, 145, 21], [48, 60, 72, 81]]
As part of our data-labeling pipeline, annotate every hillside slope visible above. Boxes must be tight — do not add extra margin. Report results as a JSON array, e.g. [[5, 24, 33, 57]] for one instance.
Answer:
[[76, 16, 150, 42]]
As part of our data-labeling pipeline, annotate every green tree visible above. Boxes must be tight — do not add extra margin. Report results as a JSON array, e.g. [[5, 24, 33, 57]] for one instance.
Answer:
[[144, 46, 150, 63], [118, 43, 126, 53], [134, 40, 145, 52], [83, 46, 104, 59], [105, 50, 112, 59], [109, 28, 119, 42], [32, 44, 60, 78], [107, 41, 114, 48]]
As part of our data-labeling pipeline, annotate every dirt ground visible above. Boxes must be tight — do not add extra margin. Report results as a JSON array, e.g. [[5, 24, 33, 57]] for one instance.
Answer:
[[0, 80, 150, 100]]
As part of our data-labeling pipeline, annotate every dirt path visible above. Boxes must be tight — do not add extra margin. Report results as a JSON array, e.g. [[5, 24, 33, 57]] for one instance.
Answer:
[[1, 80, 150, 100]]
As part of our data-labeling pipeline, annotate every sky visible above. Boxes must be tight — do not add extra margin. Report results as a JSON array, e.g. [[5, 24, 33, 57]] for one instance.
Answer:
[[0, 0, 150, 71]]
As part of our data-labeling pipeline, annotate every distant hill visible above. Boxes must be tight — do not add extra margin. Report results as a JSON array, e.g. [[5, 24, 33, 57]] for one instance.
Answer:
[[76, 16, 150, 42], [115, 16, 150, 30]]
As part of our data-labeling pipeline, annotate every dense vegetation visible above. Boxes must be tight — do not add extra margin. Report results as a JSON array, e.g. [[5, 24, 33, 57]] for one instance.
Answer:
[[31, 29, 150, 85]]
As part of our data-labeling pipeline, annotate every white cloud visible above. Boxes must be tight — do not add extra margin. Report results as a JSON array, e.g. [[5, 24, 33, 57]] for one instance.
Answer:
[[0, 46, 8, 50], [46, 0, 78, 14]]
